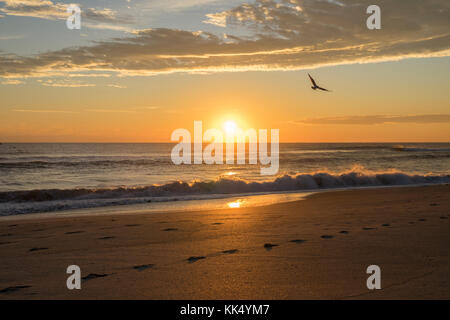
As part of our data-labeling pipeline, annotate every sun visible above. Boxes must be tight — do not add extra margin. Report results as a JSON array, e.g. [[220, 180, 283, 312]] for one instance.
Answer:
[[223, 120, 238, 135]]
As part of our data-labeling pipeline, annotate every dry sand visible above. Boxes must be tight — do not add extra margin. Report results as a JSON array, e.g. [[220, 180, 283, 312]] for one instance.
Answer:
[[0, 185, 449, 300]]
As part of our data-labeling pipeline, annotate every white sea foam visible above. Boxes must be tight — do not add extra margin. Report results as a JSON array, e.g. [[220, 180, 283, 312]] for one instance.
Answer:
[[1, 166, 448, 216]]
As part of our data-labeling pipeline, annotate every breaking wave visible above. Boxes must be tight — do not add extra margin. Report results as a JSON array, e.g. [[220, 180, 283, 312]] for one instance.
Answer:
[[0, 166, 449, 216], [392, 145, 450, 152]]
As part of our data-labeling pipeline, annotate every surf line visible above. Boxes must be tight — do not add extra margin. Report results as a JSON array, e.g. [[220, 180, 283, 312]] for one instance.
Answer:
[[171, 121, 279, 175]]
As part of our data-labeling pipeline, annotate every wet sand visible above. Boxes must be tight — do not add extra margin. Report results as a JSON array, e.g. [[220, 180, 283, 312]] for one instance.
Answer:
[[0, 185, 449, 299]]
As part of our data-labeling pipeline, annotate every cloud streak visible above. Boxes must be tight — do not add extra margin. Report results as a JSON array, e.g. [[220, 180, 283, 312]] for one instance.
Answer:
[[12, 109, 78, 113], [37, 79, 96, 87], [294, 115, 450, 125], [0, 0, 449, 79], [0, 0, 133, 27]]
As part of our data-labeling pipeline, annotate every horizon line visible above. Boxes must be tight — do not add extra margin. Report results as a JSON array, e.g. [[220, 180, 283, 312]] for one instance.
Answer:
[[1, 141, 449, 144]]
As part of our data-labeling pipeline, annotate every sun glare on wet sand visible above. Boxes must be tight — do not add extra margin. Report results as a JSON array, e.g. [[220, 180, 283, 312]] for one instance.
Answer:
[[227, 199, 244, 208]]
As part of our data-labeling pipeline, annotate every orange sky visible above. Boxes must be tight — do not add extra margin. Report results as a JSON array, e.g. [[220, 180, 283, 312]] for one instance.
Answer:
[[1, 57, 449, 142], [1, 1, 449, 142]]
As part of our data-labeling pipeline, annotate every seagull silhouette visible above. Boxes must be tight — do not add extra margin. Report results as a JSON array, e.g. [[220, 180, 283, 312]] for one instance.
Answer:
[[308, 73, 331, 92]]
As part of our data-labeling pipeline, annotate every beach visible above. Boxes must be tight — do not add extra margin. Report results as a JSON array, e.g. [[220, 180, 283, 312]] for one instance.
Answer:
[[0, 185, 449, 300]]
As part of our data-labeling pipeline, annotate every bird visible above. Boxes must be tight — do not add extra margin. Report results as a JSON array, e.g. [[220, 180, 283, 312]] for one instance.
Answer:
[[308, 73, 331, 92]]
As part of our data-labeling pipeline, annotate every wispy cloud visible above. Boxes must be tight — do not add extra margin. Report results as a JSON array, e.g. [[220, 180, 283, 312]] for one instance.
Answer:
[[0, 0, 134, 28], [1, 79, 23, 84], [135, 106, 160, 110], [106, 84, 127, 89], [0, 0, 449, 78], [13, 109, 78, 113], [37, 79, 96, 87], [86, 109, 137, 113], [294, 115, 450, 125], [10, 106, 161, 114], [0, 34, 24, 40]]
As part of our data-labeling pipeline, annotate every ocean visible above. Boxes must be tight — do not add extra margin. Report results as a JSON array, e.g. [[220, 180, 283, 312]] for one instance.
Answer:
[[0, 143, 449, 216]]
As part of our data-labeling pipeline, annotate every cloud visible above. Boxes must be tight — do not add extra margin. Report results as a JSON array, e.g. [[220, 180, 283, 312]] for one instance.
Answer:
[[204, 12, 227, 27], [107, 84, 127, 88], [136, 106, 160, 110], [11, 107, 160, 114], [0, 0, 449, 78], [1, 79, 23, 84], [0, 0, 133, 26], [294, 114, 450, 125], [86, 109, 137, 113], [0, 34, 24, 40], [37, 79, 96, 87], [13, 108, 78, 113]]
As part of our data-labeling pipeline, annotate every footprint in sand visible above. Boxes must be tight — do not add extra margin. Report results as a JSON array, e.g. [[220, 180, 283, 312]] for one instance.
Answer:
[[430, 203, 440, 207], [65, 231, 84, 235], [382, 224, 391, 227], [222, 249, 239, 254], [0, 285, 31, 294], [0, 233, 13, 237], [212, 223, 224, 225], [133, 264, 154, 271], [100, 227, 115, 230], [98, 236, 115, 240], [125, 224, 141, 227], [82, 274, 109, 281], [187, 256, 206, 263], [362, 227, 377, 231], [29, 247, 48, 252], [264, 243, 279, 250], [8, 225, 18, 228], [290, 239, 307, 244], [321, 235, 334, 239], [163, 228, 178, 232], [440, 216, 448, 220], [0, 242, 14, 245], [419, 219, 427, 222], [339, 231, 350, 235]]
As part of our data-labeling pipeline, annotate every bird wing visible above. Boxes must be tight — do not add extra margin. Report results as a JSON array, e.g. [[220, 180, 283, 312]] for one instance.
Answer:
[[308, 73, 318, 87], [318, 86, 331, 92]]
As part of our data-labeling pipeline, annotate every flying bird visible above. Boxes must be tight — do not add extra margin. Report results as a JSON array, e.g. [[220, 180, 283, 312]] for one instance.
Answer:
[[308, 73, 331, 92]]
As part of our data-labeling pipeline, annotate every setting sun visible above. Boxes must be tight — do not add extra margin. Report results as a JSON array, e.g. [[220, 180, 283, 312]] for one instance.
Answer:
[[224, 121, 238, 135]]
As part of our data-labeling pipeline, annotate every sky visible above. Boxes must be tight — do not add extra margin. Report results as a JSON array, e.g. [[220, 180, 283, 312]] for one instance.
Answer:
[[0, 0, 449, 142]]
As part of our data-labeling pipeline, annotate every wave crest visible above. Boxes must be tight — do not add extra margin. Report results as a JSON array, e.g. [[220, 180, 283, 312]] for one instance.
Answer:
[[1, 167, 449, 204]]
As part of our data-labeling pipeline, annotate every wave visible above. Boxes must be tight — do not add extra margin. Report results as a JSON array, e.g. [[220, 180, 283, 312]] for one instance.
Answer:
[[2, 153, 449, 169], [392, 145, 450, 152], [0, 167, 449, 216], [0, 158, 169, 169]]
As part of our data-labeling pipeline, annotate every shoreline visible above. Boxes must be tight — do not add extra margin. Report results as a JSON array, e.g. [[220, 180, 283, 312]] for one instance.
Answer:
[[0, 184, 449, 299], [1, 183, 448, 222]]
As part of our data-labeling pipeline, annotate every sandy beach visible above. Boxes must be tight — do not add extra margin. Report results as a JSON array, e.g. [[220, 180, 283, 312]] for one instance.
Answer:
[[0, 185, 449, 300]]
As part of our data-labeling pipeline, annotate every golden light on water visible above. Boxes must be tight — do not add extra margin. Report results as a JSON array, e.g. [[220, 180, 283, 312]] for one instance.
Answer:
[[227, 199, 244, 208]]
